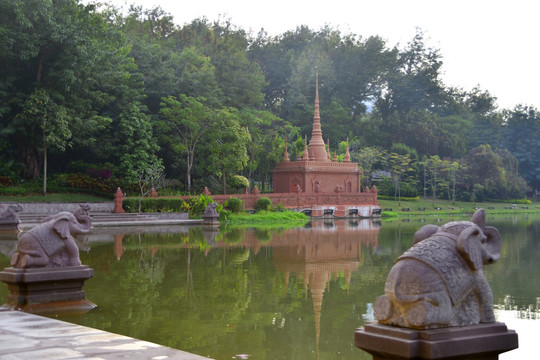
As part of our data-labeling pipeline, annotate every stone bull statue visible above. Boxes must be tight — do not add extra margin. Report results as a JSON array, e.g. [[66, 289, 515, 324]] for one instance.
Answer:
[[374, 209, 501, 329], [11, 205, 92, 268]]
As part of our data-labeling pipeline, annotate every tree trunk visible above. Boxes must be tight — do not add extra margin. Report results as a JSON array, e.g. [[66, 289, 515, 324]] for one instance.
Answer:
[[19, 144, 41, 179], [222, 167, 227, 195], [42, 144, 47, 196], [187, 151, 192, 194]]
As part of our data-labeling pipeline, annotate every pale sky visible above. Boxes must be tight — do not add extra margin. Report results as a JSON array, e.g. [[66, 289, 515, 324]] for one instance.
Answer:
[[103, 0, 540, 110]]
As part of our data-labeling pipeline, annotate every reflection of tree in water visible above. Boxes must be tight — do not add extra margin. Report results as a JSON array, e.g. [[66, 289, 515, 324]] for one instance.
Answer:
[[0, 253, 10, 301], [487, 216, 540, 317], [137, 235, 166, 285]]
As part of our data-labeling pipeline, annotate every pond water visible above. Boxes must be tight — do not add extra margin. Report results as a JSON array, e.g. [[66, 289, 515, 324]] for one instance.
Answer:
[[0, 215, 539, 360]]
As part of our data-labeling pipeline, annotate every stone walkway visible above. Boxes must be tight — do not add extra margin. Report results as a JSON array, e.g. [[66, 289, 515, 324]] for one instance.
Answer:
[[18, 212, 203, 231], [0, 307, 212, 360]]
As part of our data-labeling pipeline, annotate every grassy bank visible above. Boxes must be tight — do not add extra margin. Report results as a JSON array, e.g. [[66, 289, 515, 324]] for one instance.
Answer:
[[224, 210, 309, 225], [378, 198, 540, 218]]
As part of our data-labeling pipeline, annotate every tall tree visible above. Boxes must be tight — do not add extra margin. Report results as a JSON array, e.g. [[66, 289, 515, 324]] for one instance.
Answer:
[[502, 106, 540, 189], [0, 0, 140, 180], [18, 89, 71, 195], [159, 95, 215, 193], [116, 103, 161, 183], [206, 108, 250, 194]]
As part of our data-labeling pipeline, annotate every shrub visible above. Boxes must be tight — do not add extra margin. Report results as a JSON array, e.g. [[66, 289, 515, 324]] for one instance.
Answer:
[[0, 186, 31, 196], [63, 173, 119, 193], [255, 197, 272, 212], [229, 175, 249, 192], [122, 198, 184, 213], [225, 197, 244, 213], [0, 176, 13, 186], [185, 194, 214, 218], [485, 198, 532, 205], [122, 198, 138, 212]]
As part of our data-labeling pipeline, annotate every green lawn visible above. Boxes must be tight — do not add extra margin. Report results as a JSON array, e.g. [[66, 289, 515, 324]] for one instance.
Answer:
[[378, 198, 539, 218], [0, 193, 112, 203]]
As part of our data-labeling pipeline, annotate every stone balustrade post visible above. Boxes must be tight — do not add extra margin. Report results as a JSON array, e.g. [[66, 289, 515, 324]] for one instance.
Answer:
[[113, 187, 125, 213]]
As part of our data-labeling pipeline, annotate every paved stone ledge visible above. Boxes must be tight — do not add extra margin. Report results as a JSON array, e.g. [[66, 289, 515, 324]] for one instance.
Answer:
[[0, 308, 212, 360]]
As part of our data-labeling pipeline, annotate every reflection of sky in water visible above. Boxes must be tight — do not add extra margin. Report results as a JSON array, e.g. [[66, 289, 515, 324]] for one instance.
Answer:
[[496, 309, 540, 359], [496, 295, 540, 359]]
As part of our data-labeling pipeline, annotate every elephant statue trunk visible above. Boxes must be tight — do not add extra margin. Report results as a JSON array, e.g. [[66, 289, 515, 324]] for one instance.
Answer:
[[374, 209, 501, 329], [72, 203, 92, 232]]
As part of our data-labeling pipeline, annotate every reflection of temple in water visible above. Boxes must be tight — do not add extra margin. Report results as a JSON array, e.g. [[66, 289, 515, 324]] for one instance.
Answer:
[[269, 220, 379, 349], [101, 219, 380, 349]]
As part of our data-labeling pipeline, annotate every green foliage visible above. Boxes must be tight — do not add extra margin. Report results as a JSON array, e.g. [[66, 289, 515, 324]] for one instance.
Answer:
[[226, 210, 309, 224], [184, 194, 215, 218], [378, 195, 420, 201], [59, 173, 119, 194], [122, 198, 184, 213], [254, 197, 272, 212], [117, 104, 161, 183], [485, 198, 532, 205], [229, 175, 249, 190], [376, 177, 419, 198], [0, 4, 537, 202], [500, 106, 540, 188], [380, 210, 399, 219], [224, 197, 244, 214]]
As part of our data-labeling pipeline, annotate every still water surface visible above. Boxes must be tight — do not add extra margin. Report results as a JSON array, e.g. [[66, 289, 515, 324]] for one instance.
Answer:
[[0, 215, 538, 359]]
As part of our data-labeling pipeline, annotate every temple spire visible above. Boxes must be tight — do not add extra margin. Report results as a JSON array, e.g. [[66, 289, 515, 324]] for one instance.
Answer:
[[308, 70, 329, 161], [303, 135, 310, 161], [327, 138, 331, 160], [344, 137, 351, 163]]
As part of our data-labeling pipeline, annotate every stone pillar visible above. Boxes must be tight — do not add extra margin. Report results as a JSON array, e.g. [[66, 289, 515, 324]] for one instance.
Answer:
[[150, 187, 158, 197], [355, 321, 518, 360], [113, 187, 125, 213]]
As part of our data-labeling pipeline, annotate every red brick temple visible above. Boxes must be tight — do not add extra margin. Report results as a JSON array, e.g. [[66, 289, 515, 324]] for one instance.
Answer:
[[270, 73, 380, 217]]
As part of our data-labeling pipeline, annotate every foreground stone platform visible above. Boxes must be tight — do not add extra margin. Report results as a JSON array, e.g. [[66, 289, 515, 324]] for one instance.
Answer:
[[0, 308, 212, 359], [355, 321, 518, 359]]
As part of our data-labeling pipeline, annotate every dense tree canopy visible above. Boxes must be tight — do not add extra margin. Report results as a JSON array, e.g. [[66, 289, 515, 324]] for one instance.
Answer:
[[0, 1, 536, 199]]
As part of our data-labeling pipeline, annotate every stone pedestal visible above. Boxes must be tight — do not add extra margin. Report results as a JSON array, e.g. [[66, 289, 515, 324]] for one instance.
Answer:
[[202, 215, 219, 226], [355, 321, 518, 360], [0, 220, 19, 232], [0, 265, 96, 315]]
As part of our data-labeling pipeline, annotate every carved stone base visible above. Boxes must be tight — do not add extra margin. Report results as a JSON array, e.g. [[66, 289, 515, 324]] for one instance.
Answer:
[[202, 215, 220, 226], [0, 265, 96, 315], [355, 321, 518, 360]]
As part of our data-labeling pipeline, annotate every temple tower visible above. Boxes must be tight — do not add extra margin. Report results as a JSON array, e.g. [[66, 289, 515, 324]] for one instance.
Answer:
[[272, 72, 362, 194], [308, 72, 329, 162]]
